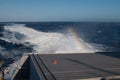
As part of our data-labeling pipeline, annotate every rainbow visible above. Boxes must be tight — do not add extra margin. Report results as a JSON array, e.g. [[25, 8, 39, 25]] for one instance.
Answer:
[[68, 27, 95, 53], [68, 27, 81, 45]]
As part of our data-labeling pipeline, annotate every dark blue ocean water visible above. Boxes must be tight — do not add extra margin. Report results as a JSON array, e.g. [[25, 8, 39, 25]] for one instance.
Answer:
[[0, 22, 120, 67]]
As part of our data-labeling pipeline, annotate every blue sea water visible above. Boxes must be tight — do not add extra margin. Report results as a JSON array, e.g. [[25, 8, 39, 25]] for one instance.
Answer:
[[0, 22, 120, 75]]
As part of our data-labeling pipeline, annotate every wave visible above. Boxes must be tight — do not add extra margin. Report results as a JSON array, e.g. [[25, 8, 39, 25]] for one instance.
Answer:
[[0, 23, 97, 54], [1, 23, 119, 57]]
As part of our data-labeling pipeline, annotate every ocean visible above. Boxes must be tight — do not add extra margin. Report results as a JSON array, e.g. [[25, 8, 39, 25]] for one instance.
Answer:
[[0, 22, 120, 79]]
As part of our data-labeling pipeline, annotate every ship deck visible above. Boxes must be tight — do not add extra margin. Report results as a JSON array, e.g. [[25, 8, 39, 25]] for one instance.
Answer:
[[13, 52, 120, 80]]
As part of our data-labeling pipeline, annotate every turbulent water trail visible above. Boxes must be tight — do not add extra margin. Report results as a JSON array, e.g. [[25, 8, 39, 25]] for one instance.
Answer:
[[1, 24, 96, 55]]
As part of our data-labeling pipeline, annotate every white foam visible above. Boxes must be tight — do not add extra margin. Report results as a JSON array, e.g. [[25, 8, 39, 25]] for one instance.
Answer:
[[1, 24, 96, 54]]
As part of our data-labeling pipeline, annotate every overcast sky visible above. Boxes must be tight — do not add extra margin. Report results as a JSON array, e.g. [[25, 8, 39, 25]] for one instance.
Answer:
[[0, 0, 120, 22]]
